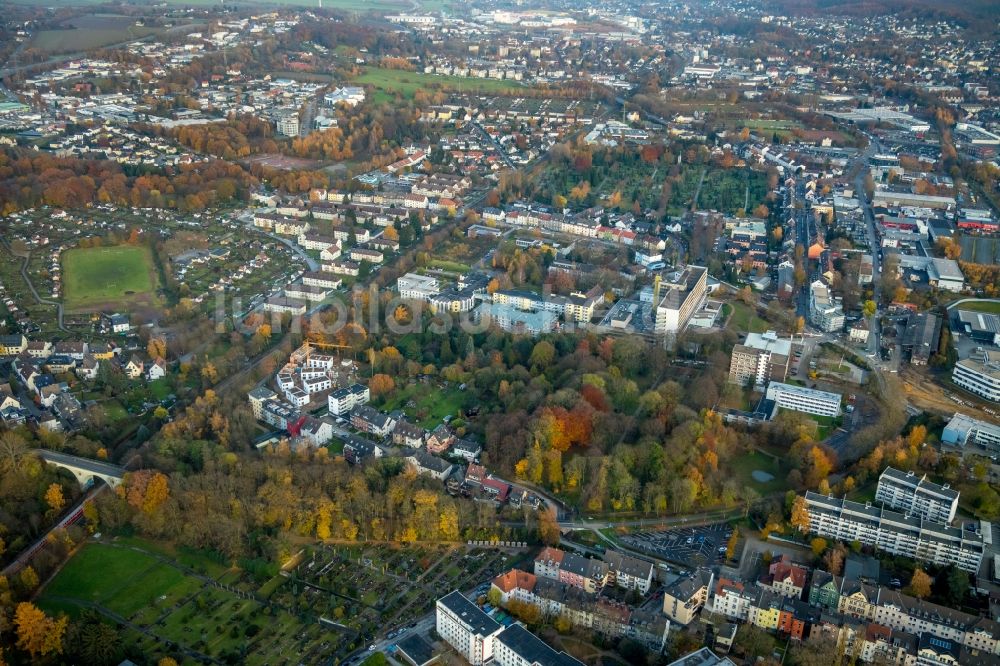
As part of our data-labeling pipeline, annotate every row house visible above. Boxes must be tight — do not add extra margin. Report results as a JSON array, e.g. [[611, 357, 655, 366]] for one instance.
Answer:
[[760, 555, 808, 599], [349, 247, 385, 264], [323, 260, 361, 276], [298, 231, 340, 251], [301, 271, 343, 290]]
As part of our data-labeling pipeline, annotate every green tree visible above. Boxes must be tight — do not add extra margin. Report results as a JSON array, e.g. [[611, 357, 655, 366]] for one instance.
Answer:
[[862, 300, 877, 318]]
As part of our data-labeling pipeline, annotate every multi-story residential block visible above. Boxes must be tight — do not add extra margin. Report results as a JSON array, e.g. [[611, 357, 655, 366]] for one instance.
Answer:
[[662, 569, 714, 625], [653, 265, 708, 335], [0, 334, 28, 355], [728, 330, 796, 386], [801, 492, 985, 573], [435, 591, 504, 666], [953, 350, 1000, 403], [493, 623, 583, 666], [809, 280, 845, 333], [533, 547, 608, 593], [876, 467, 959, 524], [765, 382, 842, 417], [264, 296, 308, 315], [328, 383, 370, 416], [604, 550, 655, 594], [350, 405, 396, 438]]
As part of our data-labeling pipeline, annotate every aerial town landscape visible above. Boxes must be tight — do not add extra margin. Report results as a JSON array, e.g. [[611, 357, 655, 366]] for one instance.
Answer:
[[0, 0, 998, 664]]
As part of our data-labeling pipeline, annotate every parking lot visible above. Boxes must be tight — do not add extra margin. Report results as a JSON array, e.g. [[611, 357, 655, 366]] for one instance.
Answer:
[[621, 523, 732, 569]]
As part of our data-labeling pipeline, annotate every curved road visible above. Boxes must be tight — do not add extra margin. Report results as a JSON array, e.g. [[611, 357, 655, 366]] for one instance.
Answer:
[[0, 238, 67, 331]]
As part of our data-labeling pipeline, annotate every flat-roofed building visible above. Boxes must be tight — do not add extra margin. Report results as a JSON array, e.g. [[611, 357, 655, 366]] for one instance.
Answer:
[[876, 467, 959, 524], [801, 492, 984, 573], [765, 381, 842, 417], [809, 280, 845, 333], [435, 591, 504, 666], [942, 413, 1000, 451], [953, 350, 1000, 402], [654, 265, 708, 335], [956, 310, 1000, 346], [729, 330, 796, 387], [398, 273, 440, 301]]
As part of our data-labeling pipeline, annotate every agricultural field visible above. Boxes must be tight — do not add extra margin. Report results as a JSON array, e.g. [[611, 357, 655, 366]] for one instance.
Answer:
[[30, 15, 164, 53], [353, 68, 525, 104], [62, 245, 158, 312], [38, 537, 338, 665]]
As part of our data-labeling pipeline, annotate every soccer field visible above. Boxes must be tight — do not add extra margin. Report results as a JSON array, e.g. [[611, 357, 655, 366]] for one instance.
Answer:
[[62, 245, 158, 311]]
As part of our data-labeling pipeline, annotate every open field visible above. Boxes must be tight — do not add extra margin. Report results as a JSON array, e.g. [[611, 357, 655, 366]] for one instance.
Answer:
[[62, 245, 158, 311], [353, 68, 525, 102], [30, 15, 163, 53], [725, 301, 771, 334]]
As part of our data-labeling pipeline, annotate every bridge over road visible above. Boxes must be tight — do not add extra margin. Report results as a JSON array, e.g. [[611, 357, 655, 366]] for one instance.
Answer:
[[35, 450, 126, 489]]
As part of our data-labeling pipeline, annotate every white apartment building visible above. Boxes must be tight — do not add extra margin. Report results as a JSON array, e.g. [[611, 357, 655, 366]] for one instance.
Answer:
[[397, 273, 440, 301], [276, 112, 300, 137], [953, 350, 1000, 403], [876, 467, 959, 524], [809, 280, 845, 333], [436, 591, 504, 666], [802, 492, 985, 573], [328, 383, 370, 416], [765, 381, 842, 418]]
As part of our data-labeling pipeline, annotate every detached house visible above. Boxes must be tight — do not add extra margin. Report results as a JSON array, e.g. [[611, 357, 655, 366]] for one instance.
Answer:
[[124, 355, 145, 379], [406, 450, 455, 481], [148, 357, 167, 381]]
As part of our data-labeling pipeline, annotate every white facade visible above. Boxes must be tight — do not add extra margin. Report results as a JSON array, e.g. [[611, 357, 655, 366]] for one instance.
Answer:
[[803, 492, 984, 573], [398, 273, 440, 301], [876, 467, 959, 524], [953, 350, 1000, 403], [765, 381, 842, 417], [436, 592, 504, 666]]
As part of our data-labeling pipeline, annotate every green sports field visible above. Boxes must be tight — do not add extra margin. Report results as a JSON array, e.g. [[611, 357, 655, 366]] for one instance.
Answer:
[[62, 245, 158, 311], [352, 67, 525, 103]]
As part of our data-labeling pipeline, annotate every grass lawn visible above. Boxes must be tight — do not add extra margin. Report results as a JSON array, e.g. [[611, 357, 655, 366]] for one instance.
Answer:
[[952, 300, 1000, 314], [726, 301, 770, 334], [148, 378, 172, 401], [353, 67, 525, 100], [42, 542, 179, 612], [428, 259, 472, 273], [62, 245, 158, 311], [730, 451, 790, 494], [378, 382, 467, 428]]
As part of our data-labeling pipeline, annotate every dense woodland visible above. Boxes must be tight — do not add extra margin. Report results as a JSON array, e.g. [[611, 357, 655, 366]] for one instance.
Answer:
[[0, 149, 255, 215]]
